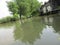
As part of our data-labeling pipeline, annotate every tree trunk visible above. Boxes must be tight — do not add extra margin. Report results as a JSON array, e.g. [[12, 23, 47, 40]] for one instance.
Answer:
[[19, 7, 21, 20], [20, 13, 21, 19]]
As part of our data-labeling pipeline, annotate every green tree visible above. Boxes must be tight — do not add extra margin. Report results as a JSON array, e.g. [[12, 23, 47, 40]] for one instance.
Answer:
[[7, 0, 41, 19], [7, 1, 18, 15]]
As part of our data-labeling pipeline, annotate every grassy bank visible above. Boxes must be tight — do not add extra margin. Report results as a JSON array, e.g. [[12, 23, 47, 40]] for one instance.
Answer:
[[0, 16, 19, 24], [0, 14, 40, 24]]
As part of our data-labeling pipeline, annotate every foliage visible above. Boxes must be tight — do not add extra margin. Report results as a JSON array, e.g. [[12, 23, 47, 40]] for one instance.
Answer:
[[7, 1, 18, 15], [7, 0, 42, 19], [0, 16, 19, 24]]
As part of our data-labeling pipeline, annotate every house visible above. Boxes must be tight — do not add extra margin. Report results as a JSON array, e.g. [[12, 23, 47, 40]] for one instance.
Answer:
[[40, 0, 60, 15]]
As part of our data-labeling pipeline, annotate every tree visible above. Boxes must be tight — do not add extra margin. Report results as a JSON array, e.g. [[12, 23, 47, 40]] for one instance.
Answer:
[[7, 1, 18, 15], [7, 0, 41, 19]]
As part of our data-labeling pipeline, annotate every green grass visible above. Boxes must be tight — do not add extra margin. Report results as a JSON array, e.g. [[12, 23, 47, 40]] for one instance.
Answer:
[[0, 16, 19, 24]]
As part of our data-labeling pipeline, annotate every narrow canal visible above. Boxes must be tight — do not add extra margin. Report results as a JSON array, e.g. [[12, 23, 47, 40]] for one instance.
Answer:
[[0, 14, 60, 45]]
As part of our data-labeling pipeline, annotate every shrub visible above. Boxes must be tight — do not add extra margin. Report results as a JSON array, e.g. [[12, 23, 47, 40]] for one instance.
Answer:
[[0, 16, 19, 24]]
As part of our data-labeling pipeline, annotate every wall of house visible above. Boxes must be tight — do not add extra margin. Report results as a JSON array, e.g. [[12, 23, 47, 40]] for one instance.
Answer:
[[40, 0, 60, 15], [42, 2, 53, 13]]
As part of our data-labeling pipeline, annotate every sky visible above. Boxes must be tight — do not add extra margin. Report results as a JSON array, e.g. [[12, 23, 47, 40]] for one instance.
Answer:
[[38, 0, 49, 4], [0, 0, 49, 19]]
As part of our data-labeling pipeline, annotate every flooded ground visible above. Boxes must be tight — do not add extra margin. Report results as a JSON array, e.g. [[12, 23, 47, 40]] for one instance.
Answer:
[[0, 15, 60, 45]]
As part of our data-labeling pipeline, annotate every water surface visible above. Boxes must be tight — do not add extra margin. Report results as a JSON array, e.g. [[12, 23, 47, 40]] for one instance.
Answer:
[[0, 15, 60, 45]]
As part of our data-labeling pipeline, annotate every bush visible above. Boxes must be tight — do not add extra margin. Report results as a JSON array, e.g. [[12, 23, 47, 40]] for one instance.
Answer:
[[0, 16, 19, 24]]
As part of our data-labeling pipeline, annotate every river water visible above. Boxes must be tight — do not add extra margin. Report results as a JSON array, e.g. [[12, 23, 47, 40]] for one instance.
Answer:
[[0, 15, 60, 45]]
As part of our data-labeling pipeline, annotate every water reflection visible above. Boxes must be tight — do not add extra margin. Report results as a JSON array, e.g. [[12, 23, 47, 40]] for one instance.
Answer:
[[42, 16, 53, 26], [14, 18, 45, 45], [14, 15, 60, 45], [42, 15, 60, 34], [34, 25, 60, 45], [52, 16, 60, 34], [0, 15, 60, 45]]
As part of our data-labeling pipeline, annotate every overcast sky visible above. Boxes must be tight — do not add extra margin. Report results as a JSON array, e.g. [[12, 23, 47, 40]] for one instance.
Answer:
[[0, 0, 48, 19]]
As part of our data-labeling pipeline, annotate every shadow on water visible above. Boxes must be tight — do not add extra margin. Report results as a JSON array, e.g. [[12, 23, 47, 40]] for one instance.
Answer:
[[14, 17, 45, 45]]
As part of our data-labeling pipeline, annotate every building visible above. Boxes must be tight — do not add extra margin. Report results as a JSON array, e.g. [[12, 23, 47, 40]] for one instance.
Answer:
[[40, 0, 60, 15]]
